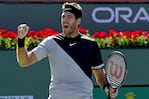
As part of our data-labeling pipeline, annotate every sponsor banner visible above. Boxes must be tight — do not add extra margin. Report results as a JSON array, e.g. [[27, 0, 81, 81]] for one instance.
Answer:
[[92, 6, 149, 24], [0, 3, 149, 33], [94, 87, 149, 99], [0, 96, 33, 99], [0, 0, 149, 2], [82, 3, 149, 33]]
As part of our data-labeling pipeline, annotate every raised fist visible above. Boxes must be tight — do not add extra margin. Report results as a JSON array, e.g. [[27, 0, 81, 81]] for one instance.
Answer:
[[17, 24, 30, 39]]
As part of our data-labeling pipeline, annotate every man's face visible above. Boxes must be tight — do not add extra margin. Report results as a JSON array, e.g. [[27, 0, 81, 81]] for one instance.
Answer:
[[61, 11, 78, 36]]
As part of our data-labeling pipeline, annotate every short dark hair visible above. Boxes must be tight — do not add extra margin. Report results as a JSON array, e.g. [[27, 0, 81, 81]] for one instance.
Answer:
[[62, 2, 83, 19]]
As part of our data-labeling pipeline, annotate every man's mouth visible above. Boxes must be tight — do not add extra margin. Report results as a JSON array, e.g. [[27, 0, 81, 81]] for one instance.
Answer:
[[64, 23, 69, 29]]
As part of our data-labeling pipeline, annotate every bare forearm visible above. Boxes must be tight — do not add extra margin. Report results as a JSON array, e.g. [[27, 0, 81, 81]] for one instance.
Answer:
[[93, 69, 107, 89], [16, 24, 38, 67], [97, 73, 106, 88], [16, 46, 29, 67], [16, 24, 30, 67]]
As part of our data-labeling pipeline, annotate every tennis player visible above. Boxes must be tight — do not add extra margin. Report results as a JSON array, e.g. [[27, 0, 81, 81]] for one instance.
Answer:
[[16, 2, 117, 99]]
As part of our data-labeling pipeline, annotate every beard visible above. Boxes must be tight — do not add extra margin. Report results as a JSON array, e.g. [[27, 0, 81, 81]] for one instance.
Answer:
[[63, 24, 77, 37]]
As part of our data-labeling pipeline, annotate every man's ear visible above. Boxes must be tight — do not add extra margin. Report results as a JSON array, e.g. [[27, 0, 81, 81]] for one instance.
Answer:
[[76, 18, 81, 25]]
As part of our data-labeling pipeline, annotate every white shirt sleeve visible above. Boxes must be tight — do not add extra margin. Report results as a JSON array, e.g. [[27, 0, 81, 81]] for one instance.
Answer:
[[31, 37, 51, 61]]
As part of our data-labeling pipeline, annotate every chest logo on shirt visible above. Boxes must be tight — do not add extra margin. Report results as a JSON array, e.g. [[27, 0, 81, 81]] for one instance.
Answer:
[[69, 42, 77, 46]]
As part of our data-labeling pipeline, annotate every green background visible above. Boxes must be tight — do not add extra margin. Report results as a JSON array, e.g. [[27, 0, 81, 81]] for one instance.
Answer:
[[94, 87, 149, 99], [0, 3, 149, 33], [0, 2, 149, 99], [0, 49, 149, 98]]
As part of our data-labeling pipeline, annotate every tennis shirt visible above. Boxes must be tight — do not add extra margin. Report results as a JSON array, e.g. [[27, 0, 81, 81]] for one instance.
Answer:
[[31, 33, 104, 99]]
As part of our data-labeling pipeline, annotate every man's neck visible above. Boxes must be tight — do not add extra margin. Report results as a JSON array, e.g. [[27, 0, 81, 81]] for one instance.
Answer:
[[65, 32, 80, 38]]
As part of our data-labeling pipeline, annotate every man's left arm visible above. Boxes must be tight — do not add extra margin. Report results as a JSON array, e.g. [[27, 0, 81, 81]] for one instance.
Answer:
[[93, 68, 118, 98], [93, 68, 106, 88]]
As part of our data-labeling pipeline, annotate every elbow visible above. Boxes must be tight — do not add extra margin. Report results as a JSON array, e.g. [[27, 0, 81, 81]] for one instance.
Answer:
[[95, 78, 106, 88], [18, 61, 29, 67], [17, 58, 30, 67], [96, 80, 102, 87]]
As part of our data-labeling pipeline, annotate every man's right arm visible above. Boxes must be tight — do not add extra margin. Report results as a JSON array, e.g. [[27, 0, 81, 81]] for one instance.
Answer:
[[16, 24, 38, 67], [16, 47, 38, 67]]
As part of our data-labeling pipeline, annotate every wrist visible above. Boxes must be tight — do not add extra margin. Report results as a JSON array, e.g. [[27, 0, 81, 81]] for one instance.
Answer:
[[17, 37, 25, 48], [103, 82, 110, 90]]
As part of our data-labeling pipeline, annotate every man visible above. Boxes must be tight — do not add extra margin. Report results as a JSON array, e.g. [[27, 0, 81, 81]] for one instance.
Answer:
[[16, 2, 117, 99]]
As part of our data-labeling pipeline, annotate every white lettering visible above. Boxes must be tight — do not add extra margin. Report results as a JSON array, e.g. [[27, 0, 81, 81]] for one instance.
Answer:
[[115, 7, 132, 23], [92, 7, 149, 23], [92, 7, 114, 23], [0, 96, 33, 99], [132, 7, 149, 23]]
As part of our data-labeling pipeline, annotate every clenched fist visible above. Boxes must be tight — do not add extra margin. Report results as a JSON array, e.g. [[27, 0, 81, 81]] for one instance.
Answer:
[[17, 24, 30, 39]]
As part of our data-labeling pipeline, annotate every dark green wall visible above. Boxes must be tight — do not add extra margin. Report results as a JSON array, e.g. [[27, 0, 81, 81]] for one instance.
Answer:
[[94, 87, 149, 99], [1, 2, 149, 99], [1, 3, 149, 34], [0, 50, 50, 98], [0, 49, 149, 98]]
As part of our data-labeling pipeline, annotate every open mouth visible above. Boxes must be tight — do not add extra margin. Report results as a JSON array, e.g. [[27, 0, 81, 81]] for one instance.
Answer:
[[64, 23, 69, 29]]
